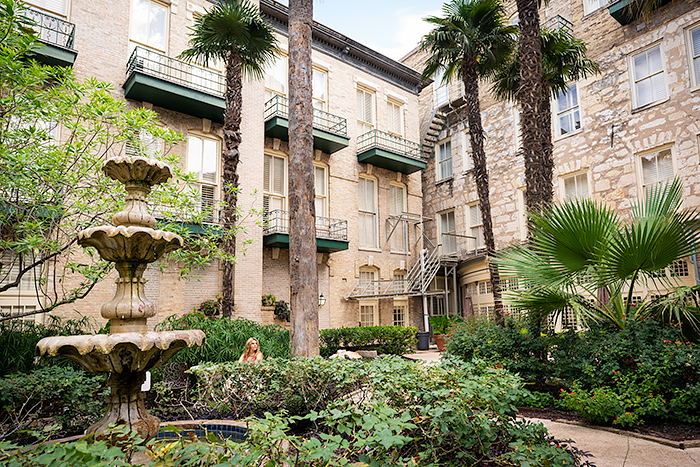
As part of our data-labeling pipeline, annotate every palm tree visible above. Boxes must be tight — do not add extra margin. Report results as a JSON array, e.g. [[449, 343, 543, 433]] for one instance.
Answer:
[[421, 0, 516, 325], [180, 0, 278, 318], [515, 0, 547, 217], [287, 0, 318, 357], [495, 178, 700, 340], [491, 26, 599, 196]]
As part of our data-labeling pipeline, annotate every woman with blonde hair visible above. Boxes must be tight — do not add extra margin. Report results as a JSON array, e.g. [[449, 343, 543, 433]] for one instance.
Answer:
[[238, 337, 263, 362]]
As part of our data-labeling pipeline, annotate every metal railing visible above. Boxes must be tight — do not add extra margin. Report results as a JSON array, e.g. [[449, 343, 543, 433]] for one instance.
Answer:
[[357, 129, 425, 163], [434, 81, 465, 109], [263, 95, 348, 138], [263, 209, 348, 241], [126, 46, 225, 97], [24, 9, 75, 49], [543, 15, 574, 34], [152, 199, 223, 225]]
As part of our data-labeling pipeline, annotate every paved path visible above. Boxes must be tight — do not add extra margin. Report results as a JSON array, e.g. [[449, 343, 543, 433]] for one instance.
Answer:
[[402, 350, 700, 466]]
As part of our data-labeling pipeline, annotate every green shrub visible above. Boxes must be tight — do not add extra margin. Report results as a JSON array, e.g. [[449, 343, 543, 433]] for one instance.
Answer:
[[189, 357, 368, 418], [0, 366, 106, 442], [155, 314, 290, 365], [517, 390, 556, 408], [319, 325, 417, 357], [557, 383, 624, 425], [0, 316, 95, 376]]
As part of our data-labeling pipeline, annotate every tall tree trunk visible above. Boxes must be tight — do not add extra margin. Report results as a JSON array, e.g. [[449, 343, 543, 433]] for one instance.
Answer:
[[516, 0, 552, 219], [539, 79, 554, 202], [288, 0, 318, 357], [220, 52, 243, 319], [462, 56, 504, 326]]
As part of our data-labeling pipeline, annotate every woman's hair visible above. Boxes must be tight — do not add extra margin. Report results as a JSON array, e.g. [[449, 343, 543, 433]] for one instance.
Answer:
[[243, 337, 261, 358]]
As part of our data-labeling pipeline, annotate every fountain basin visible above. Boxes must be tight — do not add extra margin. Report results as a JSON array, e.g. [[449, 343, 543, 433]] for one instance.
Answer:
[[78, 226, 183, 263]]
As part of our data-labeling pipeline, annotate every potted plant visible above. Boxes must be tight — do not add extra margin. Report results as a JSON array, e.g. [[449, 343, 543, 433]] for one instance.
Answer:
[[262, 294, 276, 307], [274, 300, 290, 321], [429, 315, 461, 352]]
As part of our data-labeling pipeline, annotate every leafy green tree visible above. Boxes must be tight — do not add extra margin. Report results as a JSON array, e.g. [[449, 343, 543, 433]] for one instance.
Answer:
[[0, 0, 198, 322], [421, 0, 516, 325], [180, 0, 278, 319], [496, 178, 700, 340]]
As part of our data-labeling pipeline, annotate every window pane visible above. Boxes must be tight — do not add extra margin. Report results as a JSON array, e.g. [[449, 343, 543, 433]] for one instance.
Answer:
[[314, 166, 326, 196], [131, 0, 149, 44], [312, 69, 326, 102], [201, 138, 218, 183], [634, 52, 648, 81], [187, 136, 202, 175], [647, 46, 663, 74], [148, 3, 166, 50], [650, 73, 666, 101], [273, 156, 285, 195], [637, 79, 653, 107]]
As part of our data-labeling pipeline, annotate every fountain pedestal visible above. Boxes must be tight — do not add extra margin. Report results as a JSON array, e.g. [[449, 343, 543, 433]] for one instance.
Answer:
[[36, 156, 205, 443]]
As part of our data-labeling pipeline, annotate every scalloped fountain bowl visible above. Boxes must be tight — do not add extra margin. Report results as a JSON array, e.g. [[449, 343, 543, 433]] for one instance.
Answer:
[[36, 156, 205, 443]]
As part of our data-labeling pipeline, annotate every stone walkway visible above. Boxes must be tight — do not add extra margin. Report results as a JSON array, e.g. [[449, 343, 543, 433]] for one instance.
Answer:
[[404, 349, 700, 467]]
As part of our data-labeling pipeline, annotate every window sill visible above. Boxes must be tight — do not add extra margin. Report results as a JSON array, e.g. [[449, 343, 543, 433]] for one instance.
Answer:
[[390, 250, 410, 255], [554, 128, 583, 141], [690, 84, 700, 93], [359, 247, 382, 253], [436, 176, 454, 187], [631, 97, 670, 114]]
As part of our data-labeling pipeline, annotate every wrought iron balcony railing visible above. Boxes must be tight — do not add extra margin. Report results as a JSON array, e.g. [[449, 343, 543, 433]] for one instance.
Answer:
[[542, 15, 574, 34], [264, 94, 348, 138], [126, 46, 225, 97], [152, 198, 223, 226], [263, 209, 348, 242], [357, 129, 425, 163], [24, 8, 75, 49]]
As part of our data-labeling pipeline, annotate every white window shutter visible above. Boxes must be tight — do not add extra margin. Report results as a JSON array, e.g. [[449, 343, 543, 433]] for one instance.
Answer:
[[641, 153, 658, 186], [273, 156, 285, 195], [657, 149, 674, 182], [314, 166, 326, 196]]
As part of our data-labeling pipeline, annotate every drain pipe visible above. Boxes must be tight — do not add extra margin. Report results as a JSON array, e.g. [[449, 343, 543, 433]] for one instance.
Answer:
[[692, 254, 700, 286], [421, 249, 429, 332]]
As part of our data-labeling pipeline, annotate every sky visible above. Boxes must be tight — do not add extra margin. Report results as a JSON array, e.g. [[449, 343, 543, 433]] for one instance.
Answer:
[[277, 0, 445, 61]]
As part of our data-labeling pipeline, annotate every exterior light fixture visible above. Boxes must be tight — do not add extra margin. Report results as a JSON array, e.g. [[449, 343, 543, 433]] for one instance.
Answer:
[[318, 294, 326, 307]]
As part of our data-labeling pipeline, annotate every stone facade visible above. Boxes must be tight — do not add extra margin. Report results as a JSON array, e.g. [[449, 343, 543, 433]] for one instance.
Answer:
[[403, 0, 700, 323], [5, 0, 428, 331]]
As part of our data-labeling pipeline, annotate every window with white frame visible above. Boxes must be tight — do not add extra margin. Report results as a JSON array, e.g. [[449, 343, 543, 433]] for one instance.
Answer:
[[393, 271, 406, 294], [638, 146, 674, 194], [387, 99, 403, 136], [671, 259, 690, 277], [437, 140, 452, 180], [312, 67, 328, 111], [359, 268, 377, 294], [126, 129, 163, 158], [687, 26, 700, 87], [356, 87, 375, 134], [393, 300, 407, 327], [434, 67, 449, 107], [359, 177, 378, 249], [359, 302, 377, 326], [462, 132, 474, 171], [265, 55, 287, 101], [263, 153, 286, 213], [130, 0, 168, 52], [562, 172, 589, 201], [584, 0, 607, 15], [555, 83, 581, 136], [468, 204, 484, 252], [631, 44, 667, 108], [359, 267, 378, 326], [314, 165, 327, 219], [26, 0, 67, 16], [440, 210, 457, 254], [187, 134, 219, 217], [0, 252, 41, 321], [389, 184, 408, 252]]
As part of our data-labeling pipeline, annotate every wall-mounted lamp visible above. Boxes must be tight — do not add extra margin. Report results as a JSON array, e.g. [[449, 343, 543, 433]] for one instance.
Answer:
[[318, 294, 326, 307]]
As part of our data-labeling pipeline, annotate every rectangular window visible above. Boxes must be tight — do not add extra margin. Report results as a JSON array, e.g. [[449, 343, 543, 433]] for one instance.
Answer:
[[314, 165, 327, 218], [584, 0, 607, 14], [393, 272, 406, 294], [639, 147, 674, 193], [26, 0, 67, 16], [468, 204, 484, 252], [0, 252, 41, 322], [187, 135, 219, 218], [440, 211, 456, 255], [555, 84, 581, 136], [126, 129, 163, 158], [359, 177, 378, 249], [265, 55, 287, 101], [687, 26, 700, 87], [312, 68, 327, 111], [389, 184, 408, 252], [466, 282, 477, 297], [356, 87, 375, 135], [671, 260, 689, 277], [437, 140, 452, 180], [562, 172, 589, 201], [130, 0, 168, 52], [359, 303, 377, 326], [434, 68, 449, 108], [387, 99, 403, 136], [393, 299, 407, 327], [631, 45, 667, 108], [263, 154, 286, 213]]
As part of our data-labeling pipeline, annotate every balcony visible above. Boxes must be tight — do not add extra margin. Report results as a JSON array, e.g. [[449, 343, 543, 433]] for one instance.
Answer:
[[542, 15, 573, 34], [608, 0, 672, 25], [356, 129, 426, 174], [263, 209, 349, 253], [123, 47, 225, 123], [152, 199, 222, 235], [24, 9, 77, 67], [264, 95, 350, 154]]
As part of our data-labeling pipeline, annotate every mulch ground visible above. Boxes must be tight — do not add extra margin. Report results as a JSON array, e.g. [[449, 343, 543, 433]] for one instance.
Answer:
[[518, 407, 700, 442]]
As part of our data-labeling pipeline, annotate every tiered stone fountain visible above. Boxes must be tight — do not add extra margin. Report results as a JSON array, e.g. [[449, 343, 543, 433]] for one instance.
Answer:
[[37, 156, 205, 442]]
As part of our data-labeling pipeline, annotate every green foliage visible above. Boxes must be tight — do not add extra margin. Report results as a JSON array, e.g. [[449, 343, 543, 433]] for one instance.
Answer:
[[428, 314, 462, 335], [189, 357, 368, 418], [261, 294, 275, 306], [319, 325, 418, 357], [196, 298, 220, 317], [0, 315, 95, 375], [155, 314, 290, 365], [273, 300, 290, 321], [0, 366, 106, 442], [558, 383, 624, 425], [517, 390, 556, 408]]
